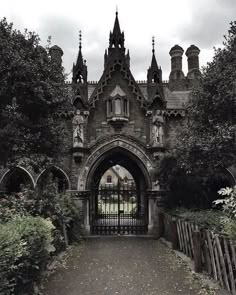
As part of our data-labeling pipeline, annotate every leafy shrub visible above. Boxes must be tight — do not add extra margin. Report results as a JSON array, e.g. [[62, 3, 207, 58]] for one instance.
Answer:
[[220, 217, 236, 240], [0, 178, 82, 247], [37, 179, 82, 245], [0, 215, 55, 295], [214, 186, 236, 217], [0, 190, 35, 223], [213, 186, 236, 239], [167, 207, 225, 232]]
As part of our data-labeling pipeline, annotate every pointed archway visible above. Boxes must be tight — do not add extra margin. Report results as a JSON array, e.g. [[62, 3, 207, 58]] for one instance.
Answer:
[[78, 137, 154, 235], [86, 147, 151, 192], [36, 166, 70, 192], [86, 147, 150, 235], [0, 166, 35, 193]]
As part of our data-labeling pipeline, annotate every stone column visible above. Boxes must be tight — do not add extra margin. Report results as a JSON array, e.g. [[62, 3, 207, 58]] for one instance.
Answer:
[[83, 198, 91, 235]]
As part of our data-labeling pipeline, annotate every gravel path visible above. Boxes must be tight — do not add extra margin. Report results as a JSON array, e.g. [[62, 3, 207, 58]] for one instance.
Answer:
[[42, 237, 227, 295]]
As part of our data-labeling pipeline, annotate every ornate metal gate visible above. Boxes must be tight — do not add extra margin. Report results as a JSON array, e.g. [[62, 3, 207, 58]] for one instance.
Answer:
[[90, 184, 148, 235]]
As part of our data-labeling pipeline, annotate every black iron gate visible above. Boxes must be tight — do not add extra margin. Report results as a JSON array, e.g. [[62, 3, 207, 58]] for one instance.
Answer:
[[91, 185, 148, 235]]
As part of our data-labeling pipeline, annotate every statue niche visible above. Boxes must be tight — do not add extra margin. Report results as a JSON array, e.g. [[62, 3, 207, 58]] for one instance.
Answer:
[[72, 110, 84, 147], [152, 110, 164, 145]]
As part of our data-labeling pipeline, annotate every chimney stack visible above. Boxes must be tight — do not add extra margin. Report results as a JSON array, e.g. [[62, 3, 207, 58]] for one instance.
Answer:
[[169, 45, 185, 90], [49, 45, 63, 67], [186, 45, 200, 79]]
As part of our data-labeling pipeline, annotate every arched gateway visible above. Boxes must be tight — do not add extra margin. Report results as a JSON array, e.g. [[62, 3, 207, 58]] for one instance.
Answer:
[[78, 137, 153, 234], [67, 11, 200, 235], [78, 137, 152, 191]]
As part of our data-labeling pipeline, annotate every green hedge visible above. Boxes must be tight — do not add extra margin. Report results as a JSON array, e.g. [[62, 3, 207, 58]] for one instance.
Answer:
[[167, 207, 236, 239], [0, 215, 55, 295], [167, 208, 224, 232]]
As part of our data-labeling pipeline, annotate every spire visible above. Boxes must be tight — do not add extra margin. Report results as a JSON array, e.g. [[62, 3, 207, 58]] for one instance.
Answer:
[[76, 30, 83, 68], [113, 9, 121, 36], [72, 30, 87, 83], [151, 36, 158, 70], [109, 10, 125, 49], [152, 36, 155, 54], [147, 37, 162, 84]]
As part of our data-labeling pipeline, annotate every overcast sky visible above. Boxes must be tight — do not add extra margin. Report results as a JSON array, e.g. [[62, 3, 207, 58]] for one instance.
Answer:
[[1, 0, 236, 81]]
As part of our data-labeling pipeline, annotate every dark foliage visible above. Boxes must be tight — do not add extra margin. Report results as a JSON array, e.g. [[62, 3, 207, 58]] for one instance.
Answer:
[[172, 21, 236, 173], [0, 18, 69, 164]]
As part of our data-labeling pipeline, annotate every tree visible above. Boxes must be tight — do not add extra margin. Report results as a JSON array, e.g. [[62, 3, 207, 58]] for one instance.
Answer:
[[174, 21, 236, 173], [158, 22, 236, 208], [0, 18, 70, 165]]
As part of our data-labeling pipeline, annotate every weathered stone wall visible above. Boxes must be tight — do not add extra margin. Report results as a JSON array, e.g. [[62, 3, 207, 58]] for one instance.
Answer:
[[165, 115, 183, 148], [87, 71, 148, 145]]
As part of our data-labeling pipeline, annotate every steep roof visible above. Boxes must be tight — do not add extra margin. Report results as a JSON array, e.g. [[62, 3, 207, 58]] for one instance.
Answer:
[[163, 86, 190, 109], [87, 82, 190, 110]]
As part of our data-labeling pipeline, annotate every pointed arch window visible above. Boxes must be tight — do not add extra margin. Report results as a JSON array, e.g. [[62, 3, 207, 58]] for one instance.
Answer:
[[107, 95, 129, 122], [115, 98, 121, 115], [107, 86, 129, 123]]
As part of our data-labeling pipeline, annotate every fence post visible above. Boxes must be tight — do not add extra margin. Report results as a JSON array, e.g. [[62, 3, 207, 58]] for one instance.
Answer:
[[157, 212, 164, 238], [193, 230, 202, 272], [171, 218, 178, 250]]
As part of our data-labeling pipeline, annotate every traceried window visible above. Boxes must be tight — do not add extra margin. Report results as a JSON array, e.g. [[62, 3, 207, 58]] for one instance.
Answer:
[[106, 85, 129, 123], [124, 99, 128, 115], [115, 98, 121, 115]]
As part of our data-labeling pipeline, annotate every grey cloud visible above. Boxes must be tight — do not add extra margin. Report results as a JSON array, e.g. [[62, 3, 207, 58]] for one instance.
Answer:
[[176, 0, 236, 49], [39, 15, 80, 48], [37, 15, 81, 77], [2, 2, 234, 82], [129, 39, 174, 81], [36, 14, 175, 81], [38, 16, 110, 80], [35, 8, 222, 82]]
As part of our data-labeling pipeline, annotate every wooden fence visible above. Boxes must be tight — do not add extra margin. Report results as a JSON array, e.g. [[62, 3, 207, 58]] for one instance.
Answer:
[[160, 212, 236, 295]]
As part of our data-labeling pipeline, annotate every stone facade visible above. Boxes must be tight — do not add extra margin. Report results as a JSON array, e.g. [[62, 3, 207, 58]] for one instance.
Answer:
[[0, 12, 202, 234], [68, 12, 200, 191]]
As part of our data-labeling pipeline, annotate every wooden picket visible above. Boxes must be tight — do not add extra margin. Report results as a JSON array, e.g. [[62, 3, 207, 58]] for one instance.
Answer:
[[175, 218, 198, 259], [161, 212, 236, 295], [163, 213, 172, 242]]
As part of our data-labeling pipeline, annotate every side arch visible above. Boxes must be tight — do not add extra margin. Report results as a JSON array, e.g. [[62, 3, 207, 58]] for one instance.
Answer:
[[36, 165, 71, 191], [0, 166, 35, 193]]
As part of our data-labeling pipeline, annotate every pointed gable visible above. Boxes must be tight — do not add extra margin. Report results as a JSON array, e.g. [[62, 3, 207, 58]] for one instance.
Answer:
[[110, 85, 126, 97], [89, 58, 147, 109], [89, 12, 147, 110]]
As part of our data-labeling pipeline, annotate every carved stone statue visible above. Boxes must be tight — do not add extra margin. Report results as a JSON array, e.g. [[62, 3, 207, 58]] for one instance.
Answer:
[[152, 110, 164, 145], [72, 110, 84, 147]]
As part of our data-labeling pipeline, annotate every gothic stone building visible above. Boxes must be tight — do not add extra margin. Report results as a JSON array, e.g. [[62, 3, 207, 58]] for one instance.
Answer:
[[0, 12, 202, 235]]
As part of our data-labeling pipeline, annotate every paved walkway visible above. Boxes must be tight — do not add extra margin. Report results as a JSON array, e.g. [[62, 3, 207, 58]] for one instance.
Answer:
[[42, 238, 226, 295]]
